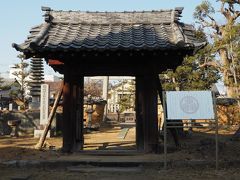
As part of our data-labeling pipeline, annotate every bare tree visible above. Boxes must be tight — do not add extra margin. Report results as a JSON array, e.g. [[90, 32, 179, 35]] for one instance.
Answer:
[[84, 78, 102, 97]]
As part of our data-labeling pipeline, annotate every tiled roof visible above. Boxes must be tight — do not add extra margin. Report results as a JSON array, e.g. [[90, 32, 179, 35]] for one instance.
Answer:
[[13, 7, 205, 55]]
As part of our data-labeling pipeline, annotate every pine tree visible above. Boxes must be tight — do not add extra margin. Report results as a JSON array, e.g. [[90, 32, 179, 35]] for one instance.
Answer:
[[160, 44, 220, 91], [193, 0, 240, 98], [11, 54, 30, 108], [117, 80, 135, 112]]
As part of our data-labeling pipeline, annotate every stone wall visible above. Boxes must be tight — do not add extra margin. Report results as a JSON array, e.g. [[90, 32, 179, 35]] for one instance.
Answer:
[[217, 105, 240, 125], [0, 111, 61, 136]]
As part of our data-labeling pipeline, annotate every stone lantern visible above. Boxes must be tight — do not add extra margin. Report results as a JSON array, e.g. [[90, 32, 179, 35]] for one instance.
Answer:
[[85, 95, 95, 129]]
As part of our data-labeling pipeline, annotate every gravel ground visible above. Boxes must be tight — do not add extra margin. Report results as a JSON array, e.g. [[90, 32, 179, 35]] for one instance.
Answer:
[[1, 126, 240, 179], [1, 166, 240, 180]]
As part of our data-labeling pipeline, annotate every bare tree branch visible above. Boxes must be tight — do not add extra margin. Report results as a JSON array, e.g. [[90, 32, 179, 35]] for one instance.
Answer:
[[229, 3, 235, 14], [220, 2, 232, 20], [220, 1, 240, 21], [233, 10, 240, 20], [205, 14, 221, 33], [220, 1, 226, 15], [199, 61, 222, 70]]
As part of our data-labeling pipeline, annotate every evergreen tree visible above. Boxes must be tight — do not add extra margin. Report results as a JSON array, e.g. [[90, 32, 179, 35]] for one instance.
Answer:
[[117, 80, 135, 112], [194, 0, 240, 98], [0, 76, 11, 91], [160, 43, 220, 91], [10, 54, 30, 108]]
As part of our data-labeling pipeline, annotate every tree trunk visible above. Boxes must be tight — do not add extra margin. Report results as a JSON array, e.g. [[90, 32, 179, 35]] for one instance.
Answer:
[[219, 49, 235, 97]]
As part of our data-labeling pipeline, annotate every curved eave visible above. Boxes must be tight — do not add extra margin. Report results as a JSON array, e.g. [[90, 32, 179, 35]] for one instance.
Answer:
[[12, 43, 30, 53], [12, 43, 200, 53], [12, 23, 50, 58], [12, 43, 37, 59]]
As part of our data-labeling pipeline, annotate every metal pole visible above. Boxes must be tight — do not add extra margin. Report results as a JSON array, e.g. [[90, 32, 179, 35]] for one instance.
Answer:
[[212, 92, 218, 171], [162, 91, 167, 170]]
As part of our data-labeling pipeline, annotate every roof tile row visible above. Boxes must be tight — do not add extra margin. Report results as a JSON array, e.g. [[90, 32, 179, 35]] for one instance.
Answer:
[[13, 7, 204, 55]]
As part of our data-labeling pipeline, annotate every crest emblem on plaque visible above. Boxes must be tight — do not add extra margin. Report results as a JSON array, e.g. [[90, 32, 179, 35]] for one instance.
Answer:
[[180, 96, 199, 114]]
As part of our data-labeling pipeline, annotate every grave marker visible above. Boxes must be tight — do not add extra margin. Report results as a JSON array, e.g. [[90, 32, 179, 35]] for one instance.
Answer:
[[40, 84, 49, 125]]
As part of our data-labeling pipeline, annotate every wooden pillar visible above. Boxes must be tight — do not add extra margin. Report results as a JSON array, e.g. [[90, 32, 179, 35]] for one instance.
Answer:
[[62, 65, 84, 152], [136, 76, 144, 151], [136, 75, 158, 153]]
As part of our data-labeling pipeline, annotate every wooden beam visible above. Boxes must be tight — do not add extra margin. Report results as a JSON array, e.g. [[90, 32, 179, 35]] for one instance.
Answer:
[[155, 75, 163, 103], [62, 64, 84, 152], [46, 50, 186, 76], [135, 75, 144, 152], [35, 83, 63, 150], [136, 75, 158, 153], [73, 76, 84, 150], [62, 69, 71, 152], [48, 59, 64, 65]]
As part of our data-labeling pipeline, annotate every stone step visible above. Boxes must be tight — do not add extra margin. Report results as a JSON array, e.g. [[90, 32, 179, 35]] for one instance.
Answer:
[[67, 166, 142, 173]]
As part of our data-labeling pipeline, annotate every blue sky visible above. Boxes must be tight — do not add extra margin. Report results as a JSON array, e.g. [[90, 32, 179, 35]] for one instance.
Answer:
[[0, 0, 220, 76]]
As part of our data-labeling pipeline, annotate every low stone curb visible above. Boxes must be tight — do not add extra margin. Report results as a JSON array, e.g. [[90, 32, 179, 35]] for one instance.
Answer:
[[1, 159, 240, 169]]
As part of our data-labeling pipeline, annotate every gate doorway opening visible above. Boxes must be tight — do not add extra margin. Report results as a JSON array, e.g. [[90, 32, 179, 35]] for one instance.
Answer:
[[83, 76, 136, 151]]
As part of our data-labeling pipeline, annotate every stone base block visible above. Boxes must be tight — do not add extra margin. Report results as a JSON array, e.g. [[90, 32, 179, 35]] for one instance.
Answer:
[[34, 129, 51, 138], [29, 102, 40, 110]]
